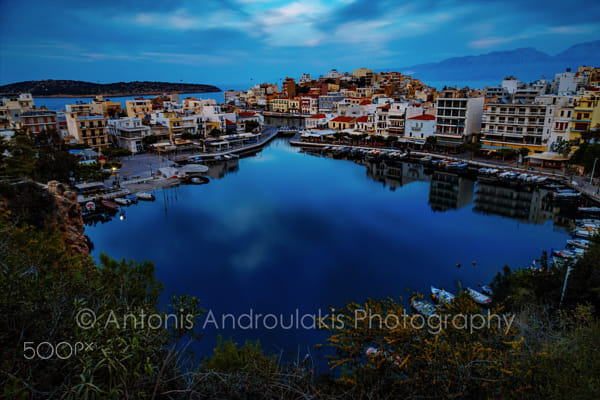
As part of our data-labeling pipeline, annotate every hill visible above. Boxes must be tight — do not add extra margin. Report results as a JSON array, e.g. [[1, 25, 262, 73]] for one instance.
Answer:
[[384, 40, 600, 85], [0, 80, 221, 97]]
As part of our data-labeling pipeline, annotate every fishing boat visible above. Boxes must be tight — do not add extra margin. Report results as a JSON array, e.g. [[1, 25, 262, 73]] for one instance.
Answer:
[[411, 299, 437, 317], [567, 239, 590, 249], [576, 219, 600, 225], [481, 285, 493, 296], [125, 194, 138, 203], [136, 192, 155, 201], [430, 287, 455, 304], [190, 176, 210, 184], [136, 192, 154, 201], [573, 229, 596, 239], [84, 201, 96, 212], [466, 287, 492, 305], [101, 199, 119, 210], [552, 249, 580, 259], [114, 197, 131, 206], [578, 207, 600, 214], [553, 191, 581, 199]]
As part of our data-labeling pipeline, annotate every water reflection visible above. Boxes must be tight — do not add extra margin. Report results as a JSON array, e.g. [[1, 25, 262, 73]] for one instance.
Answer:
[[429, 172, 475, 211]]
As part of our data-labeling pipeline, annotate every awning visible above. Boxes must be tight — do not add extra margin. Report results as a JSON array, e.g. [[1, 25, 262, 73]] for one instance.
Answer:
[[528, 152, 570, 161]]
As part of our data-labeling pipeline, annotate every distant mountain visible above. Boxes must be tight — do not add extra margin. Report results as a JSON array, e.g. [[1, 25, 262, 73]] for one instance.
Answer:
[[0, 80, 221, 97], [385, 41, 600, 86]]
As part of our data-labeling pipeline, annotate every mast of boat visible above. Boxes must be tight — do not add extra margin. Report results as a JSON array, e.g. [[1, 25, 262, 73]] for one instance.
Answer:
[[559, 265, 573, 308]]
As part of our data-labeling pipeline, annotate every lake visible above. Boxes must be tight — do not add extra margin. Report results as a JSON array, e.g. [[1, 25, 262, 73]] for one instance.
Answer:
[[84, 137, 571, 360]]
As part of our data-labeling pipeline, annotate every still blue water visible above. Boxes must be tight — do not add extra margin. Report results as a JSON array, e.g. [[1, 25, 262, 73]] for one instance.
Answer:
[[85, 138, 570, 359]]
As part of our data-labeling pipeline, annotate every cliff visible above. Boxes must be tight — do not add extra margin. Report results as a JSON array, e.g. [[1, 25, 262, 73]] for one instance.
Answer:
[[47, 181, 89, 255]]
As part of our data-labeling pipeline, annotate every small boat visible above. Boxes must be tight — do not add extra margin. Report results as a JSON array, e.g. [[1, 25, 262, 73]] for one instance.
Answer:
[[125, 194, 138, 203], [114, 197, 131, 206], [573, 229, 596, 238], [567, 239, 590, 249], [101, 199, 119, 210], [480, 285, 493, 296], [411, 299, 437, 317], [190, 176, 210, 184], [466, 287, 492, 305], [552, 249, 579, 259], [576, 219, 600, 225], [136, 192, 155, 201], [553, 191, 581, 199], [430, 286, 455, 304], [579, 207, 600, 214], [85, 201, 96, 212]]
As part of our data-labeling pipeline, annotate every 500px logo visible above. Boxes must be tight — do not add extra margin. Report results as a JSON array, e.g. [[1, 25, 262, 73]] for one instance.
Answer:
[[23, 341, 94, 360]]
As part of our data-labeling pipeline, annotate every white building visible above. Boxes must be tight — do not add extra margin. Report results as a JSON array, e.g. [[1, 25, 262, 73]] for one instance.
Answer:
[[435, 94, 484, 144], [107, 117, 151, 153], [405, 114, 436, 140]]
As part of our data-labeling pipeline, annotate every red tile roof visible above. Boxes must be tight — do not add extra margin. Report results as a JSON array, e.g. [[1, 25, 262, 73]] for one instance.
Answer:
[[238, 111, 256, 117], [408, 114, 435, 120], [331, 116, 356, 123], [356, 115, 369, 122], [377, 104, 391, 110], [309, 113, 327, 119], [225, 119, 236, 125], [359, 100, 371, 105]]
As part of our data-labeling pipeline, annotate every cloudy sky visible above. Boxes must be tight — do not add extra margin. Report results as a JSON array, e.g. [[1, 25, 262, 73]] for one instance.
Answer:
[[1, 0, 598, 87]]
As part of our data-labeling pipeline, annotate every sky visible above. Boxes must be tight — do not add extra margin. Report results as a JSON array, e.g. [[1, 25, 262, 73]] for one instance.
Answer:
[[0, 0, 599, 88]]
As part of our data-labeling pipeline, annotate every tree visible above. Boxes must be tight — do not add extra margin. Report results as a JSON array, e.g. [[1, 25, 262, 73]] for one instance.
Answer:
[[551, 138, 571, 157], [141, 134, 159, 148], [209, 128, 222, 138], [425, 135, 437, 147], [101, 147, 132, 159]]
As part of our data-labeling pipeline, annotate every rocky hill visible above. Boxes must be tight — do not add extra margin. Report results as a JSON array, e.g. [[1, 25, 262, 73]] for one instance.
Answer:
[[0, 80, 221, 97]]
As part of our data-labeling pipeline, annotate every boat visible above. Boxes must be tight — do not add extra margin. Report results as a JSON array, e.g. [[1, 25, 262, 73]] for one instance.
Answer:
[[136, 192, 155, 201], [466, 287, 492, 305], [573, 229, 596, 239], [125, 194, 138, 203], [101, 199, 119, 210], [578, 207, 600, 214], [481, 285, 493, 296], [552, 249, 580, 259], [85, 201, 96, 212], [430, 286, 455, 304], [553, 191, 581, 199], [567, 239, 590, 249], [411, 299, 437, 317], [190, 176, 210, 184], [576, 219, 600, 225], [114, 197, 131, 206]]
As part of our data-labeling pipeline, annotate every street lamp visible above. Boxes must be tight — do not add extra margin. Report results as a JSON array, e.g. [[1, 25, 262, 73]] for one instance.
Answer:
[[590, 157, 599, 185]]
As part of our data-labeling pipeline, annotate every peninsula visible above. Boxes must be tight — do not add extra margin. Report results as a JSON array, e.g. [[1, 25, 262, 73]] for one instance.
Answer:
[[0, 80, 221, 97]]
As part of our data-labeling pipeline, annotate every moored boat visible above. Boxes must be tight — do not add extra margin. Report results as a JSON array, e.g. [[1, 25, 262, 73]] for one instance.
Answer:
[[101, 199, 119, 210], [114, 197, 131, 206], [430, 286, 455, 304], [578, 206, 600, 214], [480, 285, 493, 296], [136, 192, 155, 201], [125, 194, 138, 203], [567, 239, 590, 249], [466, 287, 492, 305], [135, 192, 155, 201], [85, 201, 96, 212], [411, 299, 437, 317]]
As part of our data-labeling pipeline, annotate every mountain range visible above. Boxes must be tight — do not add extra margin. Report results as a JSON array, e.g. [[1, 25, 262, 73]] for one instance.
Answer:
[[386, 40, 600, 86]]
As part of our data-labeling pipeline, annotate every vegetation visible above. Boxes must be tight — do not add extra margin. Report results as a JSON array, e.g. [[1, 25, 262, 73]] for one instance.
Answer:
[[244, 120, 260, 132], [101, 147, 132, 159], [209, 128, 222, 138]]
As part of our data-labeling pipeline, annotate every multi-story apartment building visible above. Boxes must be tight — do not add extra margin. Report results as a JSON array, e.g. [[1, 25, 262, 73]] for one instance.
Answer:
[[481, 101, 548, 153], [0, 93, 35, 126], [126, 98, 153, 119], [90, 96, 122, 116], [318, 93, 344, 113], [435, 92, 484, 145], [299, 96, 319, 115], [282, 77, 296, 98], [306, 113, 329, 129], [569, 91, 600, 146], [21, 110, 58, 135], [65, 104, 108, 149], [328, 116, 356, 130], [106, 117, 151, 153], [269, 98, 289, 112]]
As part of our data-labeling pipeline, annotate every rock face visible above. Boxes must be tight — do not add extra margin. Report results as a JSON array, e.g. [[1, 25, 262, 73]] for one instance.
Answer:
[[47, 181, 89, 255]]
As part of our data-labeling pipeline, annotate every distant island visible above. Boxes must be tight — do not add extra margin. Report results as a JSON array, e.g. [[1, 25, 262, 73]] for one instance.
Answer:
[[0, 80, 221, 97]]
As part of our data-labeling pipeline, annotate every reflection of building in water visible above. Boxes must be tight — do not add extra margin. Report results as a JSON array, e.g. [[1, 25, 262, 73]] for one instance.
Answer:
[[429, 172, 474, 211], [474, 182, 556, 224], [206, 159, 240, 179], [366, 161, 430, 190]]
